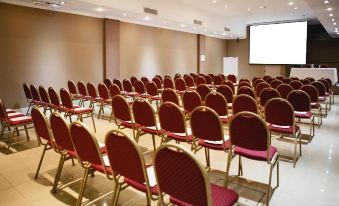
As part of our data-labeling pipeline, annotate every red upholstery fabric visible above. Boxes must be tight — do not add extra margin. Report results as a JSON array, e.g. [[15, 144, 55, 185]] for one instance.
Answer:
[[167, 132, 194, 142], [234, 146, 277, 161], [67, 80, 78, 95], [30, 85, 41, 102], [132, 100, 156, 127], [39, 86, 50, 105], [265, 98, 294, 127], [289, 80, 303, 90], [98, 83, 110, 100], [270, 80, 283, 89], [196, 76, 206, 86], [152, 77, 162, 89], [124, 178, 159, 195], [311, 81, 326, 97], [159, 102, 186, 133], [216, 85, 234, 104], [77, 81, 88, 97], [183, 91, 202, 113], [213, 75, 223, 86], [146, 82, 159, 97], [123, 79, 134, 93], [109, 84, 121, 98], [184, 75, 195, 87], [268, 124, 300, 135], [112, 95, 133, 122], [23, 83, 32, 100], [8, 116, 32, 125], [175, 78, 187, 92], [237, 86, 256, 100], [50, 113, 75, 152], [287, 90, 311, 113], [112, 78, 123, 91], [221, 81, 235, 94], [141, 76, 149, 85], [196, 85, 211, 101], [134, 80, 147, 95], [227, 75, 237, 84], [130, 76, 138, 87], [259, 88, 280, 107], [232, 95, 258, 115], [301, 85, 319, 103], [294, 111, 312, 119], [198, 139, 231, 151], [205, 93, 228, 117], [162, 89, 180, 105], [276, 84, 293, 99], [164, 77, 175, 89], [31, 108, 51, 142], [255, 82, 270, 97]]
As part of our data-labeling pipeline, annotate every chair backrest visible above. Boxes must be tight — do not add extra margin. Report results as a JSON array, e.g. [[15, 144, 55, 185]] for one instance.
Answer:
[[222, 80, 235, 94], [263, 75, 271, 81], [152, 77, 162, 89], [205, 92, 228, 117], [130, 76, 138, 87], [196, 76, 206, 86], [68, 80, 78, 95], [184, 75, 195, 87], [23, 83, 32, 100], [232, 94, 258, 115], [31, 107, 52, 143], [104, 78, 112, 89], [105, 130, 149, 186], [238, 81, 252, 89], [237, 86, 256, 100], [175, 78, 186, 92], [270, 79, 283, 89], [112, 95, 132, 122], [265, 98, 294, 127], [196, 84, 211, 101], [50, 112, 75, 152], [213, 75, 223, 86], [190, 106, 223, 141], [77, 81, 87, 96], [60, 88, 73, 109], [98, 83, 110, 100], [159, 102, 186, 133], [109, 84, 121, 98], [154, 144, 212, 206], [239, 78, 251, 84], [252, 77, 262, 85], [141, 76, 149, 85], [324, 78, 332, 87], [255, 82, 271, 97], [311, 81, 326, 97], [87, 82, 98, 98], [216, 85, 234, 104], [0, 99, 8, 121], [229, 112, 269, 158], [30, 85, 41, 101], [301, 85, 319, 103], [134, 80, 146, 94], [227, 74, 237, 83], [161, 88, 180, 105], [276, 75, 284, 81], [204, 75, 212, 84], [290, 77, 300, 81], [253, 79, 265, 89], [276, 83, 293, 99], [318, 79, 330, 93], [48, 87, 61, 107], [146, 81, 158, 96], [163, 77, 175, 89], [289, 80, 303, 90], [282, 78, 292, 84], [155, 74, 163, 82], [39, 86, 50, 104], [305, 77, 315, 83], [123, 79, 133, 92], [113, 78, 123, 91], [287, 90, 311, 112], [208, 74, 215, 82], [182, 90, 202, 114], [219, 74, 226, 81], [132, 99, 156, 127], [259, 88, 280, 107], [300, 79, 311, 85], [70, 122, 104, 169], [265, 77, 275, 84]]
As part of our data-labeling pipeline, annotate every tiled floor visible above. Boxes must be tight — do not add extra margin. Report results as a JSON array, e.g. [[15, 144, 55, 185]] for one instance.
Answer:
[[0, 97, 338, 206]]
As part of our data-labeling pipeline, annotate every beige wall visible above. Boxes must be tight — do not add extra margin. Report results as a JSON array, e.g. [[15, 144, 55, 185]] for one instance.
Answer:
[[0, 3, 104, 107], [119, 22, 197, 79], [203, 36, 226, 74]]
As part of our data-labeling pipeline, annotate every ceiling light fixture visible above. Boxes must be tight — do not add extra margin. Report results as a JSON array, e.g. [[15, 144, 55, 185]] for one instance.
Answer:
[[123, 12, 127, 16], [327, 7, 333, 11], [324, 0, 329, 3], [224, 4, 228, 8], [247, 8, 251, 11], [96, 7, 104, 12], [334, 22, 337, 25], [212, 0, 217, 3], [259, 5, 266, 9], [294, 6, 298, 10], [329, 13, 333, 16], [288, 2, 294, 6], [180, 24, 186, 27], [332, 18, 335, 21], [144, 16, 150, 21], [60, 1, 65, 5]]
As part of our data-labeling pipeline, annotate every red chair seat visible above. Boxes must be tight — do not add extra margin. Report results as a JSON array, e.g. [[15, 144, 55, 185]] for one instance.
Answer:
[[234, 145, 277, 161], [91, 163, 112, 175], [311, 102, 321, 109], [220, 116, 229, 124], [138, 94, 151, 98], [68, 107, 93, 114], [7, 112, 25, 119], [268, 124, 300, 135], [8, 116, 32, 125], [6, 109, 15, 113], [294, 111, 312, 119], [139, 125, 164, 135], [124, 178, 159, 195], [318, 96, 326, 102], [150, 96, 161, 101], [120, 120, 134, 129], [198, 139, 231, 151], [166, 132, 194, 142], [170, 183, 239, 206]]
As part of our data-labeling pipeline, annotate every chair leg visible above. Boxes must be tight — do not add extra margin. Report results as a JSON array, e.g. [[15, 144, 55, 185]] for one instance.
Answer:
[[224, 150, 233, 188], [35, 144, 48, 179], [112, 183, 121, 206], [266, 164, 274, 206], [0, 124, 5, 138], [7, 126, 17, 149], [91, 113, 96, 132], [152, 135, 156, 151], [204, 148, 210, 169], [26, 102, 32, 115], [293, 136, 298, 168], [24, 125, 30, 141], [52, 154, 66, 193], [238, 156, 243, 176], [76, 168, 89, 206]]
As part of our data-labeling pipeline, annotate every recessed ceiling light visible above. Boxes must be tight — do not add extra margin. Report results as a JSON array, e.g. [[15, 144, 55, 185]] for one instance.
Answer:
[[247, 8, 251, 11], [324, 0, 329, 3], [96, 7, 104, 12], [329, 13, 333, 16], [180, 24, 186, 27], [214, 31, 217, 34], [288, 2, 294, 6], [60, 1, 65, 5], [294, 6, 298, 10], [224, 4, 228, 8], [222, 32, 226, 36], [334, 22, 337, 25], [327, 7, 333, 11], [259, 5, 266, 9], [332, 18, 335, 21], [123, 12, 127, 16], [144, 16, 150, 21], [212, 0, 217, 3]]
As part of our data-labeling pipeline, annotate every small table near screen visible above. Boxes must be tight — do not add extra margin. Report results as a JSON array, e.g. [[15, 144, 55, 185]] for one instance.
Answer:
[[290, 68, 338, 84]]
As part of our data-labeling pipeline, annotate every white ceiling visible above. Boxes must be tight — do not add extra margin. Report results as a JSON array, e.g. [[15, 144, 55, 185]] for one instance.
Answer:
[[1, 0, 338, 39]]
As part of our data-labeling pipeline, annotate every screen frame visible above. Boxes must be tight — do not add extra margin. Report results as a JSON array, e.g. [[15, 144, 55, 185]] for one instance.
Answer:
[[248, 20, 308, 65]]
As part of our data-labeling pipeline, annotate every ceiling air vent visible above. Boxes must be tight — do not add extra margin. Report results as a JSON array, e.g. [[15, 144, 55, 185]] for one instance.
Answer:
[[144, 7, 158, 15], [224, 27, 231, 32], [33, 0, 64, 8], [194, 19, 203, 26]]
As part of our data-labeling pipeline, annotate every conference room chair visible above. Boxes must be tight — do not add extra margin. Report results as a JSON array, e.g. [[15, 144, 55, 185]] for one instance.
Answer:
[[276, 75, 284, 81], [263, 75, 271, 81], [111, 95, 135, 138], [196, 84, 211, 102], [0, 99, 22, 138], [301, 85, 323, 127], [216, 85, 234, 110], [174, 75, 181, 82], [77, 81, 90, 107], [270, 79, 283, 89], [205, 92, 230, 124], [134, 80, 150, 99], [253, 78, 265, 90], [163, 77, 175, 89], [324, 78, 334, 104], [155, 74, 163, 82], [158, 102, 195, 148], [122, 79, 137, 98], [31, 107, 54, 179], [318, 79, 332, 108], [23, 83, 33, 115], [132, 99, 163, 151], [311, 81, 329, 116], [225, 111, 279, 206], [227, 74, 237, 84], [30, 84, 44, 107], [161, 88, 180, 106], [305, 77, 315, 83], [68, 80, 81, 100], [213, 75, 223, 86], [38, 85, 53, 114], [287, 90, 315, 138], [282, 78, 292, 84], [255, 82, 271, 97], [238, 81, 252, 89], [87, 82, 101, 111], [152, 77, 162, 92], [105, 130, 159, 205], [196, 75, 207, 86], [130, 76, 138, 87], [252, 77, 262, 85], [232, 94, 258, 115], [60, 88, 96, 132], [104, 78, 112, 89], [164, 74, 172, 79], [146, 81, 161, 107], [182, 90, 202, 116], [69, 121, 111, 206], [265, 77, 275, 84], [97, 83, 111, 119], [0, 99, 32, 149], [48, 87, 63, 112], [259, 88, 280, 109], [289, 80, 303, 90], [300, 79, 311, 85], [191, 106, 231, 170], [222, 80, 236, 94], [141, 76, 149, 85], [204, 75, 213, 86], [174, 73, 182, 79], [237, 86, 257, 100], [208, 73, 215, 81], [174, 78, 186, 94], [154, 144, 239, 206], [111, 78, 122, 91], [264, 98, 301, 167], [109, 84, 121, 99], [219, 73, 226, 81], [239, 78, 251, 84], [290, 77, 300, 81], [184, 74, 195, 89], [276, 83, 294, 99]]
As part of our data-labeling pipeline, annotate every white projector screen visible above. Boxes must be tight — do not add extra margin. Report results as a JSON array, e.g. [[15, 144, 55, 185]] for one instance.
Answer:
[[249, 21, 307, 64]]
